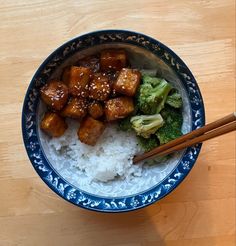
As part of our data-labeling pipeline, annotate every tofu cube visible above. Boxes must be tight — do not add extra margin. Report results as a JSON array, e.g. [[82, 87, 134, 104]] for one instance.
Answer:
[[40, 112, 67, 137], [89, 73, 111, 101], [61, 97, 87, 119], [40, 80, 68, 111], [113, 68, 141, 97], [65, 66, 91, 97], [101, 71, 119, 98], [78, 116, 105, 146], [100, 49, 127, 71], [77, 55, 100, 73], [88, 101, 104, 119], [104, 97, 134, 121]]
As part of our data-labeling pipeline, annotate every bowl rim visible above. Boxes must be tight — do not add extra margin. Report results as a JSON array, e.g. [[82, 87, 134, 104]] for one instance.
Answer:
[[22, 29, 205, 212]]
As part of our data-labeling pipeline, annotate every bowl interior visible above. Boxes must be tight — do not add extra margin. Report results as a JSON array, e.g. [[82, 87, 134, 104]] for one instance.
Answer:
[[38, 43, 191, 197]]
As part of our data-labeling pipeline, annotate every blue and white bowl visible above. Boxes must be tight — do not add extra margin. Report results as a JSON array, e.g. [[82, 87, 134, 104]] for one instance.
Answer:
[[22, 30, 205, 212]]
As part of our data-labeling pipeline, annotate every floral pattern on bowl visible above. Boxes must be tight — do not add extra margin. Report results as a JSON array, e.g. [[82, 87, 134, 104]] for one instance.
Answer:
[[22, 30, 205, 212]]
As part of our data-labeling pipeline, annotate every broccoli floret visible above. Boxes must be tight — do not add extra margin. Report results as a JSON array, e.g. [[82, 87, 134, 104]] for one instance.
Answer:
[[142, 75, 163, 85], [118, 116, 133, 132], [138, 75, 172, 114], [166, 90, 182, 108], [137, 135, 159, 152], [130, 114, 164, 138], [156, 106, 183, 144]]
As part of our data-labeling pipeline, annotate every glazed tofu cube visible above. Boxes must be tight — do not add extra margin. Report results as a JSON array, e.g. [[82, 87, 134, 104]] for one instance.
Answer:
[[61, 97, 87, 119], [89, 73, 111, 101], [77, 55, 100, 73], [78, 116, 105, 146], [40, 112, 67, 137], [104, 97, 134, 121], [66, 66, 91, 97], [113, 68, 141, 97], [40, 80, 68, 111], [88, 101, 104, 119], [101, 71, 119, 98], [100, 49, 127, 71]]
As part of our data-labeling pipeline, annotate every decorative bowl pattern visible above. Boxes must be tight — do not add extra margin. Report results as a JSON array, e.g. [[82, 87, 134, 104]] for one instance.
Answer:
[[22, 30, 205, 212]]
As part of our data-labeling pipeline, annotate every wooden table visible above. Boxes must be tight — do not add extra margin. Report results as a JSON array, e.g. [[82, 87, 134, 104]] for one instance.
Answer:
[[0, 1, 235, 245]]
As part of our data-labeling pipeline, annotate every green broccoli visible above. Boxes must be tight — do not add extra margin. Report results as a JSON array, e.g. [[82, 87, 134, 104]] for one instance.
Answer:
[[138, 75, 172, 114], [156, 106, 183, 144], [130, 114, 164, 138], [137, 135, 159, 152], [166, 90, 182, 108], [142, 75, 163, 85], [118, 116, 133, 132]]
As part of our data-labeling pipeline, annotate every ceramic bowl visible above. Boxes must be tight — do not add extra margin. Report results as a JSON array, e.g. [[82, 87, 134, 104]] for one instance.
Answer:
[[22, 30, 205, 212]]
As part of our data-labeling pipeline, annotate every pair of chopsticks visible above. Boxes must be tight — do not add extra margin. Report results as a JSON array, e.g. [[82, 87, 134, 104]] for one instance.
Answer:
[[133, 112, 236, 164]]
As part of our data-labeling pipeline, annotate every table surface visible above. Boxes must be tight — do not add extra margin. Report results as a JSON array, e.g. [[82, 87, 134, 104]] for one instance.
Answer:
[[0, 0, 235, 245]]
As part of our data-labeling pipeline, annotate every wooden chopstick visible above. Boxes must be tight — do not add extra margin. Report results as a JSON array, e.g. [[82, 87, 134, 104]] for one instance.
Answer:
[[133, 112, 236, 164]]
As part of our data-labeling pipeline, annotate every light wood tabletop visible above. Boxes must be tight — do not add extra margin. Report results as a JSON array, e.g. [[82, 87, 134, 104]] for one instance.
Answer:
[[0, 0, 235, 245]]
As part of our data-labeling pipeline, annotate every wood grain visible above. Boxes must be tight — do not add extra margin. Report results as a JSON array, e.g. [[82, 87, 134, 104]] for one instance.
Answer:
[[0, 0, 235, 245]]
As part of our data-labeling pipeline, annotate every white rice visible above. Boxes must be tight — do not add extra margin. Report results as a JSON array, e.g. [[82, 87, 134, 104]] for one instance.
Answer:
[[47, 120, 143, 183], [40, 113, 187, 197]]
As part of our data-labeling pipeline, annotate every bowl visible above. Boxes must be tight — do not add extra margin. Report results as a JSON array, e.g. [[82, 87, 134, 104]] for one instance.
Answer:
[[22, 30, 205, 212]]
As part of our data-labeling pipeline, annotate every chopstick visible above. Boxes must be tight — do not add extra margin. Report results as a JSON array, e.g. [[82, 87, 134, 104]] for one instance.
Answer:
[[133, 112, 236, 164]]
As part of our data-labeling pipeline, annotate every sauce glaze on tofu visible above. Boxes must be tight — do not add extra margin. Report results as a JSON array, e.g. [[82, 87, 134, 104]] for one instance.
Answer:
[[105, 97, 134, 121], [41, 112, 67, 137], [40, 48, 141, 146], [89, 73, 111, 101], [113, 68, 141, 97], [100, 49, 126, 71], [40, 80, 68, 111], [61, 97, 88, 119], [66, 66, 91, 97], [78, 117, 105, 146], [88, 101, 104, 119]]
